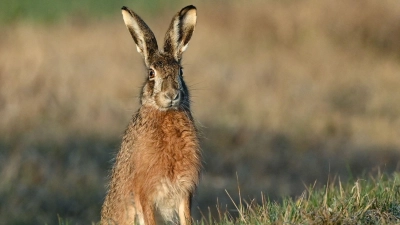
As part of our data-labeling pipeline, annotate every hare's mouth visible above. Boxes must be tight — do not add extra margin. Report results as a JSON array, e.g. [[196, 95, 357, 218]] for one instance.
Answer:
[[156, 92, 181, 110], [158, 104, 180, 111], [162, 100, 180, 110]]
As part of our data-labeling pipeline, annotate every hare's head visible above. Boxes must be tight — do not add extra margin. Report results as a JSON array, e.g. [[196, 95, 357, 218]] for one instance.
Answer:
[[121, 5, 197, 111]]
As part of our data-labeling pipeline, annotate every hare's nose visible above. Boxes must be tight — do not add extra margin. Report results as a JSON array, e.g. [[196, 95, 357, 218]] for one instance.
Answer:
[[165, 91, 180, 101]]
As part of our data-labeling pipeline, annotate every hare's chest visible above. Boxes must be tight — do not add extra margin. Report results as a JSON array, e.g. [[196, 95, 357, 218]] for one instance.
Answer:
[[154, 136, 197, 178], [132, 110, 199, 185]]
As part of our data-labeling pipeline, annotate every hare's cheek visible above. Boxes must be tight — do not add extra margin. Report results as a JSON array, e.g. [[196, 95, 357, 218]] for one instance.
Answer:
[[147, 80, 155, 92], [153, 78, 163, 93], [154, 93, 168, 108], [142, 82, 154, 98]]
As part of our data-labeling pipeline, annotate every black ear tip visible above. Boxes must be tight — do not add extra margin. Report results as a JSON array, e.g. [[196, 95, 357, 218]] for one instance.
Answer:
[[122, 6, 134, 16], [182, 5, 196, 12]]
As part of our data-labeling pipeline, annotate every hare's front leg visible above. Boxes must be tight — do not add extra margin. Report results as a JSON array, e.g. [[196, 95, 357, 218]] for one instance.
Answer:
[[138, 195, 156, 225], [125, 203, 136, 225], [178, 195, 192, 225], [133, 195, 148, 225]]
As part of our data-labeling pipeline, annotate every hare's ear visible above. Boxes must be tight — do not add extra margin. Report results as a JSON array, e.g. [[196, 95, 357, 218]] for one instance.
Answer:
[[121, 6, 158, 66], [164, 5, 197, 62]]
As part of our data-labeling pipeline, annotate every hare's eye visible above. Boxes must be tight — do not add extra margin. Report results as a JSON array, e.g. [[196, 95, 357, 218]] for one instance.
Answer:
[[148, 69, 155, 79]]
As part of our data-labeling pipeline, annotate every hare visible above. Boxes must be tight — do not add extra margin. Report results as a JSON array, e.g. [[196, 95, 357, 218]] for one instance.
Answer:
[[100, 5, 201, 225]]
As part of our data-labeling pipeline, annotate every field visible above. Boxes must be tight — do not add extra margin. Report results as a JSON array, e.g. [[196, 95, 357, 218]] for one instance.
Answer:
[[1, 0, 400, 224]]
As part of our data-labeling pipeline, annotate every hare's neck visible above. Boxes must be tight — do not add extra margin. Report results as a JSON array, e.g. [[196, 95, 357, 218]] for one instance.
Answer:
[[138, 106, 194, 128]]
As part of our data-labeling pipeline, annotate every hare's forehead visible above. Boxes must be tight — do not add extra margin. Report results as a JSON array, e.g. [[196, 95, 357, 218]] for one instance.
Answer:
[[150, 55, 180, 76]]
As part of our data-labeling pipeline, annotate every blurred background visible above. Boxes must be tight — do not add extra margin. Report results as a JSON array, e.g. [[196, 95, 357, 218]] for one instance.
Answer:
[[1, 0, 400, 224]]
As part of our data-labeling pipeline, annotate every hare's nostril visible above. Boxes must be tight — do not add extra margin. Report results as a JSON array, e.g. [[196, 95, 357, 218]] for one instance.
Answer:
[[173, 92, 180, 101]]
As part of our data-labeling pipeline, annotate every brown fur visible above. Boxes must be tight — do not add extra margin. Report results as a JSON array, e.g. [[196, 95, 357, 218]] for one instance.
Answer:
[[101, 5, 200, 225]]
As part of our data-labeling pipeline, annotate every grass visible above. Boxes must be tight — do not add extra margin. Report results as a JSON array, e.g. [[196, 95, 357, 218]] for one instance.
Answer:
[[1, 0, 400, 224], [197, 173, 400, 224]]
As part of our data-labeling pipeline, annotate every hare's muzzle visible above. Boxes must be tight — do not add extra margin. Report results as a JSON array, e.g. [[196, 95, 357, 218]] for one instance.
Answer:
[[160, 89, 181, 109]]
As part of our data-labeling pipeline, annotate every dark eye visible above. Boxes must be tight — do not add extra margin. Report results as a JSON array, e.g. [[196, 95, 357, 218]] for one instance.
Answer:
[[148, 69, 155, 79], [179, 67, 183, 76]]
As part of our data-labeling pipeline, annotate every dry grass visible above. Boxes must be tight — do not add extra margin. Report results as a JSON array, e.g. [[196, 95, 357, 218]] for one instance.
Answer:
[[1, 0, 400, 224]]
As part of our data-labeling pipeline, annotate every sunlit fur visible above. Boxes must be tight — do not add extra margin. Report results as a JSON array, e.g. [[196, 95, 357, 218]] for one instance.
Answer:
[[101, 5, 200, 225]]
